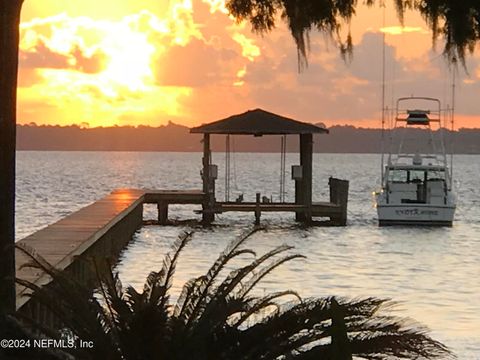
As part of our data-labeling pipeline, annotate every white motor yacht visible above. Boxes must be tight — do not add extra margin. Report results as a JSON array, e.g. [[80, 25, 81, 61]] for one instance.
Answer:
[[376, 97, 456, 226]]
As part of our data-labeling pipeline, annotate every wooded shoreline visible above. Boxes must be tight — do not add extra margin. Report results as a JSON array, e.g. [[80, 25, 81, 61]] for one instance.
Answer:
[[17, 123, 480, 153]]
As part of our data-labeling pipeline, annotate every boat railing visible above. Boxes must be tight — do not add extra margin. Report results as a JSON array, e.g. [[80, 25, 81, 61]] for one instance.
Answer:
[[394, 117, 441, 124], [394, 97, 443, 127], [388, 153, 447, 165]]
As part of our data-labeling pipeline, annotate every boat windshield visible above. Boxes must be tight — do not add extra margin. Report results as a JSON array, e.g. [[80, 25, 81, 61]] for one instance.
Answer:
[[388, 169, 445, 183], [389, 169, 408, 183], [426, 169, 446, 181]]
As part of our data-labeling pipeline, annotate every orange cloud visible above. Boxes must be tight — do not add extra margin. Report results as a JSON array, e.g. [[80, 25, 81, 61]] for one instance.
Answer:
[[20, 39, 106, 73], [154, 38, 238, 87], [380, 26, 429, 35], [17, 0, 264, 127], [232, 33, 260, 61], [17, 0, 480, 129]]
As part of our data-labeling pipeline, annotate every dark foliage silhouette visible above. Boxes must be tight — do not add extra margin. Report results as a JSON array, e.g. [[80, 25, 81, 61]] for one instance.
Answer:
[[13, 229, 452, 359], [226, 0, 480, 67]]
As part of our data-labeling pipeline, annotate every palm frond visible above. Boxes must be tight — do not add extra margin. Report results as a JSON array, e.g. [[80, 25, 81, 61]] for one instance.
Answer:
[[185, 243, 299, 333], [15, 246, 121, 360], [174, 275, 207, 324], [184, 264, 258, 335], [239, 253, 306, 299], [200, 227, 259, 290], [236, 244, 294, 299], [234, 290, 302, 327], [93, 259, 130, 341], [183, 229, 259, 328], [194, 248, 301, 330], [350, 331, 452, 359], [233, 298, 332, 359], [160, 231, 192, 287]]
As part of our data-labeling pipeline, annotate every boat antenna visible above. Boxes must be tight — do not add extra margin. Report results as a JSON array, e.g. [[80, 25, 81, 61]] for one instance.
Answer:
[[380, 1, 386, 180], [450, 56, 456, 183]]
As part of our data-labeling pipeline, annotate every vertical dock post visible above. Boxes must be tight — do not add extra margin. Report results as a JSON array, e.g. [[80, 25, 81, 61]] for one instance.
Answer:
[[294, 177, 303, 222], [300, 134, 313, 224], [255, 192, 261, 225], [157, 201, 169, 225], [202, 133, 215, 224], [329, 177, 349, 225]]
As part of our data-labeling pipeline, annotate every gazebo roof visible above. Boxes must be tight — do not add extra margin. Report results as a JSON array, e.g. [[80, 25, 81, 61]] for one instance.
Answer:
[[190, 108, 328, 135]]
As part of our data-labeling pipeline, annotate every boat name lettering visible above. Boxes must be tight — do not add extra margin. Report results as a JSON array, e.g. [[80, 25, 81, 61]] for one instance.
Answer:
[[394, 209, 439, 216]]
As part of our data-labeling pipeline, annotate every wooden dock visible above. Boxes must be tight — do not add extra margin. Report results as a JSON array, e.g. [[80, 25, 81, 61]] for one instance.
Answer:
[[207, 178, 349, 226], [15, 189, 204, 322], [15, 181, 347, 324]]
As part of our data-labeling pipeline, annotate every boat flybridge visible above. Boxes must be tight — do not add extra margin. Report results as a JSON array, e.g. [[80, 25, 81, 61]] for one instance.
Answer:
[[376, 97, 456, 226]]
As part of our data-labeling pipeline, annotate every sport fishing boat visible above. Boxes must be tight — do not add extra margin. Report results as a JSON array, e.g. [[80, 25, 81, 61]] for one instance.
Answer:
[[375, 97, 456, 226]]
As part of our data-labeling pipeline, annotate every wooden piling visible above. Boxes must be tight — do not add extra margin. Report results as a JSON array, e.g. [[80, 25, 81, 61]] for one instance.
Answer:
[[255, 192, 261, 225], [329, 177, 349, 226], [202, 134, 215, 224], [294, 178, 303, 222], [157, 201, 168, 225], [300, 134, 313, 224]]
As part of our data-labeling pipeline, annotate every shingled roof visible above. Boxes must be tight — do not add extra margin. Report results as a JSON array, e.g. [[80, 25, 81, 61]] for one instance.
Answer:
[[190, 108, 328, 135]]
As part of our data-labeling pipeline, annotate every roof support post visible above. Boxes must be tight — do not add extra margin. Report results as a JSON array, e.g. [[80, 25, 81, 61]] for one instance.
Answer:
[[294, 174, 304, 222], [300, 133, 313, 224], [202, 134, 214, 224]]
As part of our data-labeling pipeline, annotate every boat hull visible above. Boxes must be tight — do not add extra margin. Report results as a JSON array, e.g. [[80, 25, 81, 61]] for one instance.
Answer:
[[377, 204, 455, 226]]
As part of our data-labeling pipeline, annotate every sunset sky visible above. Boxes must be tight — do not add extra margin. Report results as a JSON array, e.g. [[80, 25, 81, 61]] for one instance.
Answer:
[[18, 0, 480, 128]]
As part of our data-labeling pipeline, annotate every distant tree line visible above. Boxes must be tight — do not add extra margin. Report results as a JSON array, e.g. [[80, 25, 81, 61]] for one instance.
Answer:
[[16, 123, 480, 153]]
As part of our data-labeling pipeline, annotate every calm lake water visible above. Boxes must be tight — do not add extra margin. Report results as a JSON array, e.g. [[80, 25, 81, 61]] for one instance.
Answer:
[[16, 151, 480, 358]]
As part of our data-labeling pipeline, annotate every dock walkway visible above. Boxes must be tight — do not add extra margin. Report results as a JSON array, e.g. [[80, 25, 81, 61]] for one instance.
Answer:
[[15, 189, 203, 317]]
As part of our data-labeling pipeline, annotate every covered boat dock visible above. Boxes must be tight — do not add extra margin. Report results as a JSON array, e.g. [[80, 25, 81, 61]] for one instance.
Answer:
[[190, 108, 349, 225]]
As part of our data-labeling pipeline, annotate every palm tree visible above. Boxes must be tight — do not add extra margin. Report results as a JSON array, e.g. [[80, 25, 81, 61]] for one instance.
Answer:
[[225, 0, 480, 68], [14, 229, 452, 360]]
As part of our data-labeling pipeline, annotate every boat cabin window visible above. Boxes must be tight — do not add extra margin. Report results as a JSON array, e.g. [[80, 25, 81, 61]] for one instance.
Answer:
[[409, 170, 424, 183], [426, 169, 446, 182], [388, 169, 446, 183], [388, 169, 420, 183], [389, 169, 408, 183]]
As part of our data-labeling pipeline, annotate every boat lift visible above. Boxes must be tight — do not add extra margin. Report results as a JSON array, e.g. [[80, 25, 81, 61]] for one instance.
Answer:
[[190, 108, 349, 226]]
